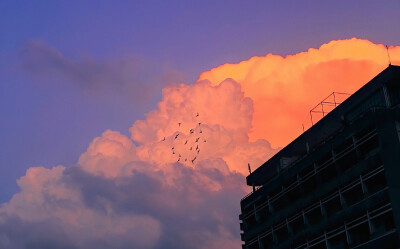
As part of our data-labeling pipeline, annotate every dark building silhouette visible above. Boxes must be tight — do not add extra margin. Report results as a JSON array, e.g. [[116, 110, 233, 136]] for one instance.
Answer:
[[240, 65, 400, 249]]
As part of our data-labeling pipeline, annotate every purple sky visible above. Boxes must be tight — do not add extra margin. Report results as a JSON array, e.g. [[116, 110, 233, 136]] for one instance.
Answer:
[[1, 2, 400, 248], [1, 0, 400, 203]]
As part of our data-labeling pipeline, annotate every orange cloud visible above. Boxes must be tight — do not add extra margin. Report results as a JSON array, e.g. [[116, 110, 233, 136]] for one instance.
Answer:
[[1, 77, 267, 248], [78, 130, 138, 178], [198, 38, 400, 148], [2, 38, 400, 248], [130, 79, 277, 175]]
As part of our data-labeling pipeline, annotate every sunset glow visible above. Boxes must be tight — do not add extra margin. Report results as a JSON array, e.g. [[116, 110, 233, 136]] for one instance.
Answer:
[[1, 38, 399, 248], [199, 38, 400, 148], [2, 1, 400, 248]]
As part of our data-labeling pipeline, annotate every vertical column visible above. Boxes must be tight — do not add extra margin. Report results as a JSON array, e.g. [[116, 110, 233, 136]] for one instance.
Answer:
[[314, 162, 322, 186], [254, 203, 260, 223], [271, 226, 278, 244], [338, 188, 347, 208], [375, 110, 400, 246], [366, 210, 375, 235], [352, 135, 361, 160], [258, 234, 264, 249], [345, 222, 352, 247], [303, 209, 309, 227], [267, 196, 274, 214], [333, 147, 342, 176], [320, 199, 327, 218], [325, 231, 331, 249], [382, 85, 391, 107], [286, 218, 293, 236], [360, 175, 368, 196], [297, 174, 304, 196]]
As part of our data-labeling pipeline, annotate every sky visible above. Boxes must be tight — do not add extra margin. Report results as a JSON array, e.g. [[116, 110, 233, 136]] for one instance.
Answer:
[[1, 1, 400, 248]]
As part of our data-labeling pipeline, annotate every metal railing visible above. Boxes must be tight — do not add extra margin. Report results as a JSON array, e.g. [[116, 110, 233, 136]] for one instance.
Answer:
[[310, 92, 350, 125], [244, 166, 386, 247], [241, 128, 377, 211]]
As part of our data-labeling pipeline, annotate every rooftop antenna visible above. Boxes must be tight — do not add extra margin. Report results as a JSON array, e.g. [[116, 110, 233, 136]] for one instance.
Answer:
[[386, 45, 392, 66], [248, 163, 256, 192]]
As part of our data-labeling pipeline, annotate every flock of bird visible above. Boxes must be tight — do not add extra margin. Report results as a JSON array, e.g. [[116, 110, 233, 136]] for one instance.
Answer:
[[162, 112, 206, 164]]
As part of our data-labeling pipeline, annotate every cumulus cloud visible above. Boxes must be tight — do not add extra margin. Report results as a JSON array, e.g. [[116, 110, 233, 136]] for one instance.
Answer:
[[199, 38, 400, 147], [0, 77, 275, 248], [2, 38, 399, 248], [129, 79, 275, 174]]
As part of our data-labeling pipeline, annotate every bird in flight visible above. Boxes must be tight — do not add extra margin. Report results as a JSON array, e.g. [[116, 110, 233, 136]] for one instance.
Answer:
[[184, 140, 188, 145], [197, 149, 200, 154], [196, 145, 198, 150], [191, 157, 197, 164], [172, 146, 174, 150], [178, 122, 181, 127], [190, 129, 194, 134], [203, 139, 206, 142], [199, 130, 202, 134], [198, 122, 201, 126], [177, 158, 180, 162], [162, 137, 165, 141], [196, 112, 199, 117], [195, 137, 200, 142], [174, 134, 179, 139], [189, 147, 192, 151]]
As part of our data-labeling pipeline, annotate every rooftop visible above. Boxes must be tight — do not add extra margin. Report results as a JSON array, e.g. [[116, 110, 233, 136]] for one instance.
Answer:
[[247, 65, 400, 187]]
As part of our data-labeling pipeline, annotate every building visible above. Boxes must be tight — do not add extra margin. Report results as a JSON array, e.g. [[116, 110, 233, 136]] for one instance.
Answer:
[[239, 65, 400, 249]]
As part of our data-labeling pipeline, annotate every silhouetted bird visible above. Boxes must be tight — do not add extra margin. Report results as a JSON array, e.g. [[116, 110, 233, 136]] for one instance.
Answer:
[[189, 147, 192, 151], [172, 146, 174, 150], [174, 134, 179, 139], [162, 137, 165, 141], [195, 137, 200, 142], [198, 122, 201, 126], [197, 149, 200, 154], [203, 139, 206, 142], [184, 140, 188, 145], [199, 130, 202, 134], [173, 151, 175, 154], [178, 122, 181, 127], [196, 112, 199, 117], [177, 158, 180, 162], [185, 158, 187, 162], [190, 129, 194, 134], [192, 157, 197, 163], [196, 145, 198, 150]]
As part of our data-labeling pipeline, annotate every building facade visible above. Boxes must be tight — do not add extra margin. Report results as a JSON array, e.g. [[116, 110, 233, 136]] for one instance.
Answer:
[[240, 65, 400, 249]]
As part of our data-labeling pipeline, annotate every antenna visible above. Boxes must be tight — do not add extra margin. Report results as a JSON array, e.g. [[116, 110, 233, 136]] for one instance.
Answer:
[[248, 163, 256, 192], [386, 45, 392, 66]]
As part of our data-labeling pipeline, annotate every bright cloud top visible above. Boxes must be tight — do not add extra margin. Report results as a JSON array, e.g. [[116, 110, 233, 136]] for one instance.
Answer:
[[1, 38, 399, 248], [199, 38, 400, 147]]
